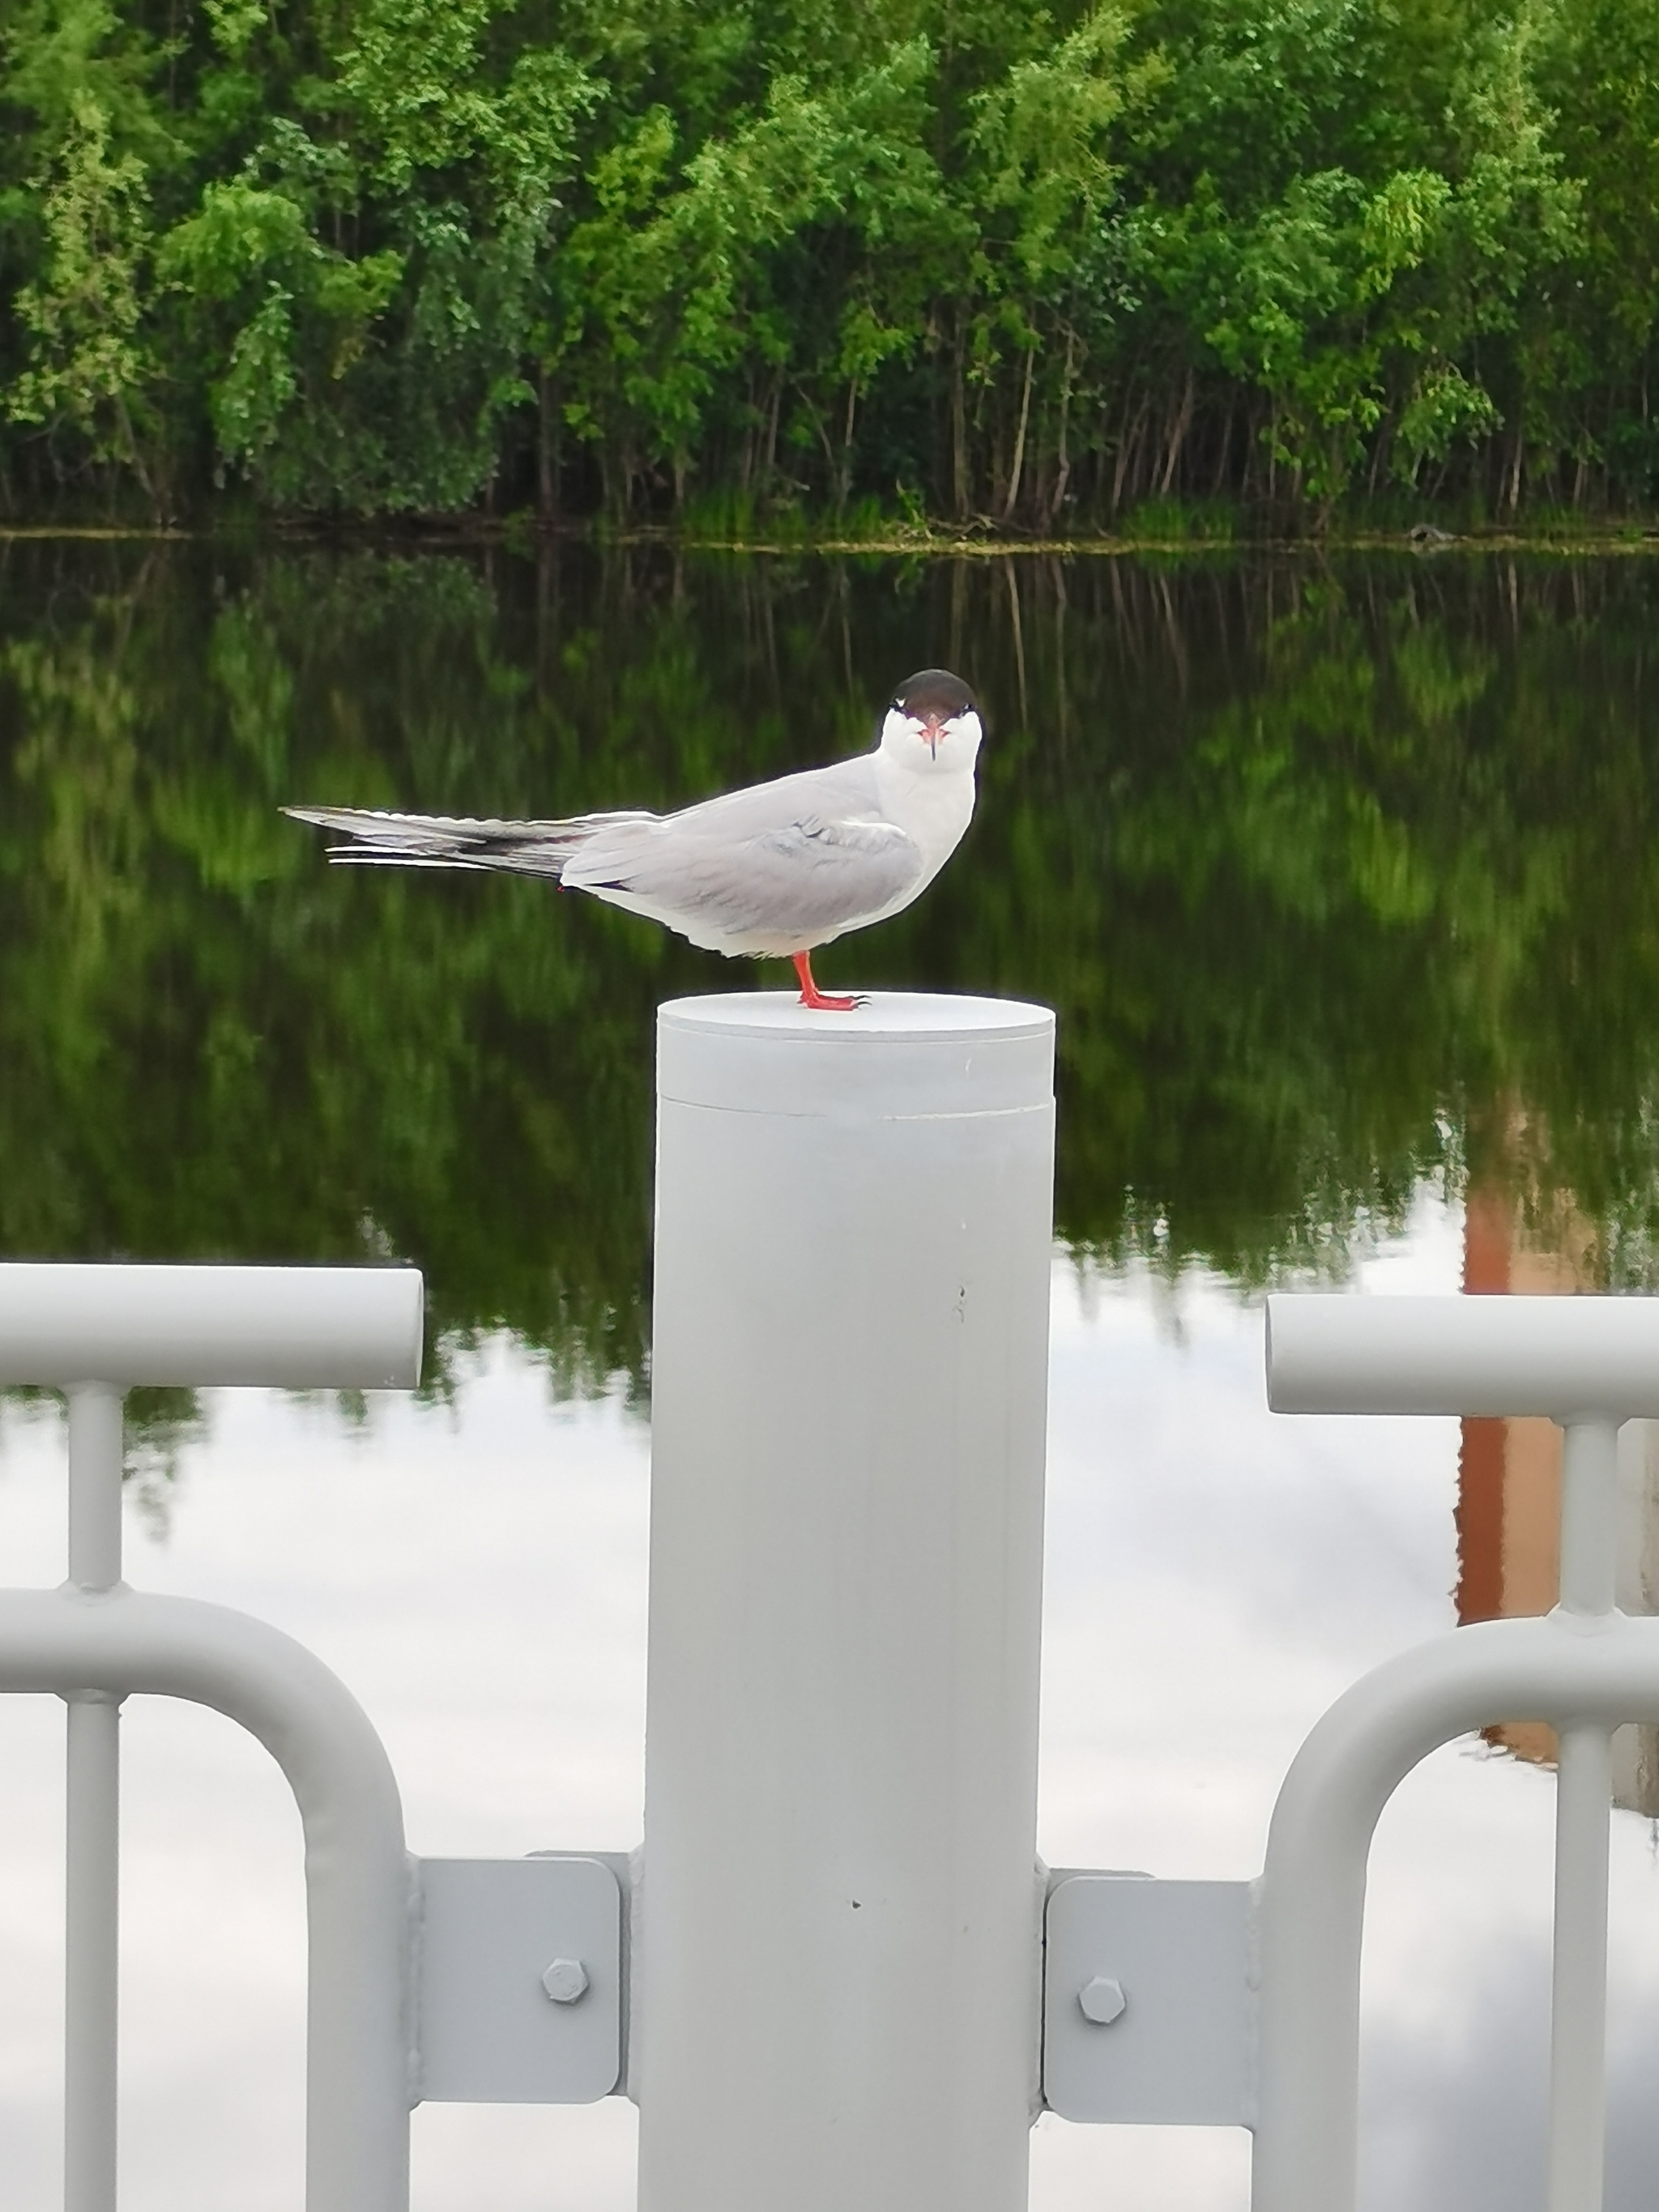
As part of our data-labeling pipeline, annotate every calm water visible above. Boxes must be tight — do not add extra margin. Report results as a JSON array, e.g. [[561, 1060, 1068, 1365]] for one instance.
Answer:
[[10, 540, 1659, 1366], [6, 540, 1659, 2210]]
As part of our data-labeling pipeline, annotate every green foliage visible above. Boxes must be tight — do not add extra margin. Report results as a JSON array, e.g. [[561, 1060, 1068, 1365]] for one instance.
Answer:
[[2, 0, 1659, 522], [5, 89, 158, 486]]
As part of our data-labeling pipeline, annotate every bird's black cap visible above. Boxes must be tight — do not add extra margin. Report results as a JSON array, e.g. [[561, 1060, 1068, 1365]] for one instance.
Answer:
[[892, 668, 978, 721]]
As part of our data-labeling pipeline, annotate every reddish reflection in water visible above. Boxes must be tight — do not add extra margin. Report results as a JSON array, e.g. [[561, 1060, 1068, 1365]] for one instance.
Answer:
[[1456, 1140, 1659, 1808]]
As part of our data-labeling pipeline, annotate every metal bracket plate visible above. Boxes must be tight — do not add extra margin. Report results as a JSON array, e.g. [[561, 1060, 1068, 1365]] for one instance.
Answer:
[[415, 1853, 624, 2104], [1042, 1873, 1253, 2125]]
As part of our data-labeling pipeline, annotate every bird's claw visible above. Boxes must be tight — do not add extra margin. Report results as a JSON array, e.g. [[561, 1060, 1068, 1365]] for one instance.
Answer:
[[791, 951, 867, 1011]]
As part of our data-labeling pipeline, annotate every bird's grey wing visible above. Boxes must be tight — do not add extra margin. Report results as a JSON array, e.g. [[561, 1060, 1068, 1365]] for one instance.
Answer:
[[564, 765, 923, 941], [282, 804, 656, 878]]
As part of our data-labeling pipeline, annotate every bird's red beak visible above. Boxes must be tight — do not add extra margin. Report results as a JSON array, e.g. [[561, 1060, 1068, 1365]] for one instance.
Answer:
[[924, 718, 944, 759]]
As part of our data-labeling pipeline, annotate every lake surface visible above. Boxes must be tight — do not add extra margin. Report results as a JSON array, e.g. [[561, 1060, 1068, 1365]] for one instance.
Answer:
[[5, 539, 1659, 2209]]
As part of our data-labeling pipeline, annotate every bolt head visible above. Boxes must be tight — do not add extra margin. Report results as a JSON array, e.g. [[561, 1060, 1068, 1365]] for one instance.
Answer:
[[1078, 1975, 1127, 2025], [541, 1957, 589, 2005]]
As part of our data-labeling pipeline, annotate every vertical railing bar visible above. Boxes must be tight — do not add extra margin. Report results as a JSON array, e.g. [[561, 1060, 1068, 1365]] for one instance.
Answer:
[[64, 1697, 120, 2212], [1544, 1417, 1619, 2212], [1547, 1720, 1612, 2212], [63, 1383, 126, 2212]]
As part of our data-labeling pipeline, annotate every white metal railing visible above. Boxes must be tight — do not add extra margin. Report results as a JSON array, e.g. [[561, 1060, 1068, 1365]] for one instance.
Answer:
[[1253, 1292, 1659, 2212], [0, 1264, 423, 2212], [7, 1115, 1659, 2210]]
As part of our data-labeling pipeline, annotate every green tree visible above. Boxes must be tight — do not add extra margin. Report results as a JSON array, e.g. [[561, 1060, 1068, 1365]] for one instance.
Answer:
[[6, 88, 159, 490], [0, 0, 1654, 526]]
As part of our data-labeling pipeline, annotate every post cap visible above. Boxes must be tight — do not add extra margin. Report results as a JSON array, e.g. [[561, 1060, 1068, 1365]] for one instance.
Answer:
[[657, 992, 1055, 1119]]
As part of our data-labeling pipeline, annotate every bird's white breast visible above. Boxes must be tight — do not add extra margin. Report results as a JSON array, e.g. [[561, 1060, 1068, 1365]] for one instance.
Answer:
[[871, 753, 976, 894]]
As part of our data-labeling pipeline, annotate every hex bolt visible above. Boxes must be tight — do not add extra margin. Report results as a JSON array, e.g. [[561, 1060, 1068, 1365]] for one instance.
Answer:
[[1077, 1975, 1127, 2026], [541, 1957, 590, 2005]]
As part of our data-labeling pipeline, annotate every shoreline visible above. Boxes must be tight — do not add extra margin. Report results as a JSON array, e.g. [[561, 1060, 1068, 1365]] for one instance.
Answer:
[[6, 519, 1659, 558]]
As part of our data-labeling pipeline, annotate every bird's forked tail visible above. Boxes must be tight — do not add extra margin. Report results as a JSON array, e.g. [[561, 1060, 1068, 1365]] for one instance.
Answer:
[[281, 803, 650, 880]]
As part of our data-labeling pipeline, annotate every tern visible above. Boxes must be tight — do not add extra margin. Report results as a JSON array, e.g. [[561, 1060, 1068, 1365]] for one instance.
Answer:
[[284, 667, 983, 1009]]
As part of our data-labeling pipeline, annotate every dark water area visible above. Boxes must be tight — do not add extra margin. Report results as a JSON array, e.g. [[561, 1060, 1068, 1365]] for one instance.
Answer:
[[6, 539, 1659, 1397]]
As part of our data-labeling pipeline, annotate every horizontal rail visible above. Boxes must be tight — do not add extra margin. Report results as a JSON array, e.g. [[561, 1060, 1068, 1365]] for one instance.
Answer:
[[1253, 1608, 1659, 2212], [0, 1264, 423, 1388], [0, 1584, 411, 2212], [1265, 1292, 1659, 1418]]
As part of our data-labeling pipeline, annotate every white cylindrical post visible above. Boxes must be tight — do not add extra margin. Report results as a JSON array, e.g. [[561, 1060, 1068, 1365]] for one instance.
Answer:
[[1546, 1418, 1618, 2212], [65, 1383, 126, 2212], [638, 995, 1056, 2212]]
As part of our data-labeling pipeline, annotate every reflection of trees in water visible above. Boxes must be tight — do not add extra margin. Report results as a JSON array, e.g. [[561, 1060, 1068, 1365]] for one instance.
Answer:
[[6, 543, 1659, 1407], [0, 1385, 206, 1537]]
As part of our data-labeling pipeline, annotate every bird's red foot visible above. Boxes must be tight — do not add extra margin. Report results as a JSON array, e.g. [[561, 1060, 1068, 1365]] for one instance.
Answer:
[[793, 951, 864, 1011]]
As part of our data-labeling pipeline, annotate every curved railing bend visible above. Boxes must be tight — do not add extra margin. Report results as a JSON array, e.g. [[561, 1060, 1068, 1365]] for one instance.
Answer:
[[0, 1584, 413, 2212]]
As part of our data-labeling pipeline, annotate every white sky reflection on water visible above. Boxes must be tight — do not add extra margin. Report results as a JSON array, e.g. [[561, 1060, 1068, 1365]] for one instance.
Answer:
[[4, 1187, 1659, 2210]]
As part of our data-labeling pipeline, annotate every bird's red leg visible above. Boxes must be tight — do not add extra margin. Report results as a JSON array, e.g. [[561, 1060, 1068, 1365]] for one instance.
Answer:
[[793, 951, 861, 1012]]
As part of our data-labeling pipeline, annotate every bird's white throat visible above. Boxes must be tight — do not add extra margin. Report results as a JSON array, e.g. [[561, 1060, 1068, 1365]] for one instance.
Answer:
[[878, 705, 983, 776]]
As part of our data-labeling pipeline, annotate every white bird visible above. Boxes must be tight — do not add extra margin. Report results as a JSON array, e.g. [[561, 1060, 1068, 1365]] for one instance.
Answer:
[[284, 667, 983, 1009]]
